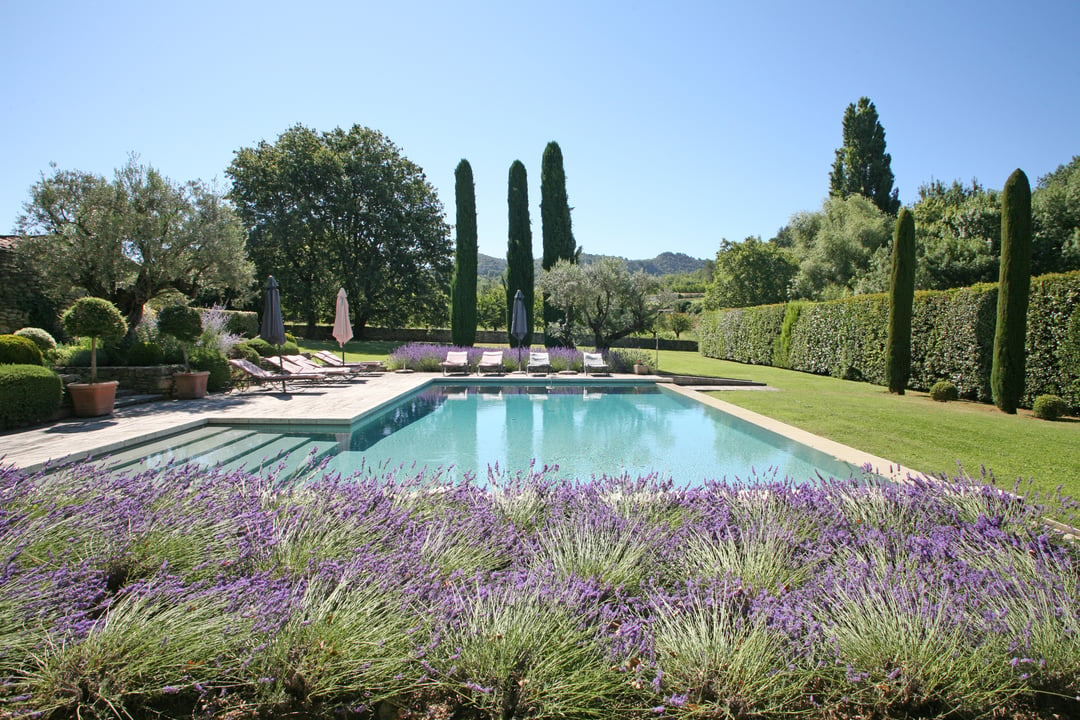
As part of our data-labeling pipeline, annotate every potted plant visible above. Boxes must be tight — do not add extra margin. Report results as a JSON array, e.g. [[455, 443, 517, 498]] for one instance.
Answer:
[[157, 304, 209, 399], [61, 297, 128, 417]]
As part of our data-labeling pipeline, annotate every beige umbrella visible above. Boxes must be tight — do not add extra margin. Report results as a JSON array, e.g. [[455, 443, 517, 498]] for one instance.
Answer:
[[332, 288, 353, 363]]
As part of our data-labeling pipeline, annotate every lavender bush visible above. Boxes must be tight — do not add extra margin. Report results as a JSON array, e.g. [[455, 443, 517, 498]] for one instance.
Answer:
[[1, 459, 1078, 719]]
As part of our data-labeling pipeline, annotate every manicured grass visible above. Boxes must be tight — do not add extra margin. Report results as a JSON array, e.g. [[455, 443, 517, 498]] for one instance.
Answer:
[[655, 350, 1080, 504], [298, 338, 400, 362]]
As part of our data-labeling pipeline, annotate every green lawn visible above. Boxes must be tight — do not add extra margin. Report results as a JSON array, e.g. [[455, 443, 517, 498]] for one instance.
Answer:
[[655, 349, 1080, 503], [300, 340, 1080, 506]]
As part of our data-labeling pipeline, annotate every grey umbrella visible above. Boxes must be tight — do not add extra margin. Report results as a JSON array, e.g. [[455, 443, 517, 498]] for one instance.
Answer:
[[510, 289, 527, 371], [260, 275, 287, 392]]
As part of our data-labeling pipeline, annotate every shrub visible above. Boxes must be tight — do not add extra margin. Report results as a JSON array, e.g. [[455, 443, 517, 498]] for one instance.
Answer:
[[886, 208, 916, 394], [1032, 394, 1068, 420], [157, 304, 203, 372], [243, 337, 298, 357], [285, 332, 297, 344], [230, 341, 262, 365], [190, 348, 232, 392], [224, 310, 259, 337], [126, 341, 164, 366], [14, 327, 57, 352], [930, 380, 959, 402], [0, 334, 44, 366], [0, 364, 63, 429]]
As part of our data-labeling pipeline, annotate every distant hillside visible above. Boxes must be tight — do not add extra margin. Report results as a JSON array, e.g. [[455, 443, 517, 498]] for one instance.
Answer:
[[476, 251, 705, 279]]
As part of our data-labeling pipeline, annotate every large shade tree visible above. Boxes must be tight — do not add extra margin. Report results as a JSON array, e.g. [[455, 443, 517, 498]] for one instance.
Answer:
[[704, 236, 798, 309], [829, 97, 900, 215], [538, 257, 673, 349], [227, 124, 451, 336], [15, 157, 253, 331]]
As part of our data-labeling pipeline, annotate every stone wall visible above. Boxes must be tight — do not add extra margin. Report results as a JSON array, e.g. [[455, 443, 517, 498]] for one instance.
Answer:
[[0, 238, 31, 334], [55, 365, 183, 395]]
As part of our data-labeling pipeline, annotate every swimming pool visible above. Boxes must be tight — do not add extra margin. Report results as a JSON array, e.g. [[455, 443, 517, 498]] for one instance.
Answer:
[[97, 382, 871, 486]]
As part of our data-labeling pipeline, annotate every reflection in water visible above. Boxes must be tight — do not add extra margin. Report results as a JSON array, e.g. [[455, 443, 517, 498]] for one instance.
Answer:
[[109, 384, 867, 486]]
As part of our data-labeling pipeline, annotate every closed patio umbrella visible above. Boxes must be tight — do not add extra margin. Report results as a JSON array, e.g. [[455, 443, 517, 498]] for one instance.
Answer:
[[510, 289, 527, 371], [260, 275, 287, 392], [331, 288, 353, 363]]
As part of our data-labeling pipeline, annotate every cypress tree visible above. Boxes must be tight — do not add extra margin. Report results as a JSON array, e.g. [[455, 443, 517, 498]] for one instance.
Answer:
[[450, 159, 478, 346], [885, 208, 916, 394], [506, 160, 534, 348], [991, 169, 1033, 414], [541, 141, 576, 346]]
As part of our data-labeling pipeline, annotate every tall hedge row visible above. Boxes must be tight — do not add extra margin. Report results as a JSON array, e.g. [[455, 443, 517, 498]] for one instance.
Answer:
[[700, 270, 1080, 409]]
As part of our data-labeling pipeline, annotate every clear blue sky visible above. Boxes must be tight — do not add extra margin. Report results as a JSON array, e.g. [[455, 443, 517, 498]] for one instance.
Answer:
[[2, 0, 1078, 262]]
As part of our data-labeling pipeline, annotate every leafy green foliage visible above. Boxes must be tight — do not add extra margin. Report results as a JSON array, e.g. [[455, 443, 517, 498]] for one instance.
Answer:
[[1033, 155, 1080, 276], [16, 158, 253, 328], [1032, 394, 1068, 420], [538, 258, 672, 349], [992, 170, 1033, 414], [0, 364, 62, 428], [506, 160, 534, 347], [929, 380, 959, 402], [0, 334, 43, 366], [14, 327, 56, 352], [228, 124, 452, 335], [156, 304, 203, 371], [912, 180, 1002, 289], [541, 141, 578, 346], [829, 96, 900, 214], [223, 310, 259, 337], [190, 347, 231, 391], [704, 237, 797, 309], [698, 304, 785, 366], [772, 301, 805, 368], [242, 337, 299, 357], [786, 195, 893, 300], [886, 209, 917, 393], [125, 341, 164, 366], [476, 280, 506, 332], [451, 159, 478, 347]]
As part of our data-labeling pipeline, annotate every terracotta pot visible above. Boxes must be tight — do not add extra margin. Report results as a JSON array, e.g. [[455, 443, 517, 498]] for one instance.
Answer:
[[633, 363, 651, 375], [173, 371, 210, 399], [67, 381, 119, 417]]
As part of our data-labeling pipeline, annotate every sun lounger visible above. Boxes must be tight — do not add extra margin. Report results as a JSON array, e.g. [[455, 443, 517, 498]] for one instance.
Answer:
[[476, 350, 505, 375], [583, 352, 610, 375], [270, 355, 355, 382], [312, 350, 385, 374], [228, 358, 324, 391], [526, 351, 551, 375], [440, 350, 470, 375]]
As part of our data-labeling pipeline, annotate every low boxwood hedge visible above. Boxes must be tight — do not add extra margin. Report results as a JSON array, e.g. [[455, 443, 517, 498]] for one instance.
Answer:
[[0, 364, 63, 429]]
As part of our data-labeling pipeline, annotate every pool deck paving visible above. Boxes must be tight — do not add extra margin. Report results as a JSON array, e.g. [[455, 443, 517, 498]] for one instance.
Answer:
[[0, 372, 920, 481]]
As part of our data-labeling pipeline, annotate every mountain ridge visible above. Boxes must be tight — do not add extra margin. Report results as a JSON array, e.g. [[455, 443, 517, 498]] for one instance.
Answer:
[[476, 251, 705, 279]]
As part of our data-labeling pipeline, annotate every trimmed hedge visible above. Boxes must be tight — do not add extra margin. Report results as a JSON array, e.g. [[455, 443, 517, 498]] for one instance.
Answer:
[[0, 335, 44, 366], [0, 364, 63, 429], [700, 270, 1080, 409], [223, 310, 259, 338]]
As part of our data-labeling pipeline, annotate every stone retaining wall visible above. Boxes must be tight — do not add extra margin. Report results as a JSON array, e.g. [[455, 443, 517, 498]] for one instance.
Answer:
[[55, 365, 182, 395]]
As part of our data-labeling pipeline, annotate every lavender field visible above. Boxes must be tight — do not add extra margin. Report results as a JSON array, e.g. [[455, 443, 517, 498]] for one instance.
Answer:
[[1, 459, 1078, 719]]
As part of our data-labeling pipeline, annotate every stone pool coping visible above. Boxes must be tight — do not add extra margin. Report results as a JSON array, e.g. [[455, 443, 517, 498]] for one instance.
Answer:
[[0, 373, 920, 481]]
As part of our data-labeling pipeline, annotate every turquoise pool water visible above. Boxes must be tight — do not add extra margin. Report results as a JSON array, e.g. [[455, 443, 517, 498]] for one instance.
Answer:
[[101, 382, 869, 486]]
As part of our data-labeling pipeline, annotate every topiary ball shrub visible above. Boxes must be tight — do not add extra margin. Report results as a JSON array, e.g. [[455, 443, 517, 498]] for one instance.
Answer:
[[61, 297, 127, 384], [0, 364, 63, 429], [126, 341, 165, 366], [14, 327, 57, 352], [0, 335, 44, 366], [1032, 394, 1069, 421], [157, 304, 203, 371], [285, 332, 297, 344], [190, 347, 232, 391], [930, 380, 959, 402]]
